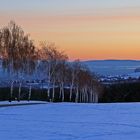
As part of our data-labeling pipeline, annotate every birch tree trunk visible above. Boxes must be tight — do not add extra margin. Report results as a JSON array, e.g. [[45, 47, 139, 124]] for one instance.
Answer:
[[69, 85, 73, 102], [59, 82, 65, 102], [47, 79, 50, 100], [95, 93, 98, 103], [79, 90, 82, 103], [75, 87, 79, 103], [52, 80, 55, 102], [81, 88, 84, 103], [84, 88, 88, 103], [69, 73, 74, 101], [28, 85, 32, 101], [61, 83, 65, 102], [18, 82, 22, 102], [90, 91, 93, 103], [59, 85, 62, 99], [10, 81, 14, 102], [47, 64, 51, 100], [92, 92, 95, 103]]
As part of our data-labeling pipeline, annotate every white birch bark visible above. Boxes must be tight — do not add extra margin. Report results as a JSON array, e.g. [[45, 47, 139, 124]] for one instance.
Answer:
[[10, 81, 14, 102], [18, 82, 22, 102], [28, 85, 32, 101]]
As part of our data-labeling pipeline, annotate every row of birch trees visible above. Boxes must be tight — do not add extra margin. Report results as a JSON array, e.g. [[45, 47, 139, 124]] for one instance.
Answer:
[[0, 21, 102, 103]]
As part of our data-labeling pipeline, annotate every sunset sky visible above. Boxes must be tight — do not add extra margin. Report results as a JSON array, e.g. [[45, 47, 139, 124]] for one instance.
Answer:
[[1, 0, 140, 60]]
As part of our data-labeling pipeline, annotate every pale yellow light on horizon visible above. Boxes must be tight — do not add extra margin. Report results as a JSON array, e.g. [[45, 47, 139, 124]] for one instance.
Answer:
[[1, 11, 140, 60]]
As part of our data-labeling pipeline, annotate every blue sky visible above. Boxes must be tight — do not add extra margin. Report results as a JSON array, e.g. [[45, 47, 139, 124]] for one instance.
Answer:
[[1, 0, 140, 14]]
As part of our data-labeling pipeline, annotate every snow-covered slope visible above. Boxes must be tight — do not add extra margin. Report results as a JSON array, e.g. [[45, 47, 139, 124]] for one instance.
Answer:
[[0, 103, 140, 140], [83, 60, 140, 76], [127, 72, 140, 79]]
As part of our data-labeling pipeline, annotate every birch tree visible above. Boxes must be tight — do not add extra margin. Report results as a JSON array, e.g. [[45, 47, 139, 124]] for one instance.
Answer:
[[39, 42, 68, 101], [56, 61, 69, 101], [0, 21, 36, 102]]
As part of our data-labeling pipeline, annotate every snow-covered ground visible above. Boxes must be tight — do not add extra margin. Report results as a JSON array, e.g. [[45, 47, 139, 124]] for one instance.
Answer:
[[0, 101, 46, 105], [0, 102, 140, 140]]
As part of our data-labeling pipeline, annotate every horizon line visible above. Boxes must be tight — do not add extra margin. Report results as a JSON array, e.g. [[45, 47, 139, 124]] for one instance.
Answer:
[[77, 59, 140, 62]]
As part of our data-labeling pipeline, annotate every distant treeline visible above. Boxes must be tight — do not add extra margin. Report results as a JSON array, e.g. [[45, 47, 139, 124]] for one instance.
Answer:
[[1, 81, 140, 103], [101, 82, 140, 103]]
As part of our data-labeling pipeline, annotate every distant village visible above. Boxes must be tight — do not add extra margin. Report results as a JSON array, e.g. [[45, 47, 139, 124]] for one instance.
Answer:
[[100, 68, 140, 85]]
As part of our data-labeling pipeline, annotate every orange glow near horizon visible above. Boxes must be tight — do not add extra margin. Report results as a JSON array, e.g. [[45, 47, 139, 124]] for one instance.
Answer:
[[1, 6, 140, 60]]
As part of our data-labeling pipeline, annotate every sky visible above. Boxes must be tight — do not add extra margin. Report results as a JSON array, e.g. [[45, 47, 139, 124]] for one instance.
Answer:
[[0, 0, 140, 60]]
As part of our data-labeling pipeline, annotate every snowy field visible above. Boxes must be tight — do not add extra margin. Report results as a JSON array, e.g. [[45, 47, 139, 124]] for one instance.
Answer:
[[0, 102, 140, 140], [0, 101, 46, 105]]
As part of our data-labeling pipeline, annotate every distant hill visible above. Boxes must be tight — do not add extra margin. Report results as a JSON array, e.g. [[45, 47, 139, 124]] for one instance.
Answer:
[[0, 59, 140, 79], [135, 67, 140, 73], [83, 60, 140, 76]]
